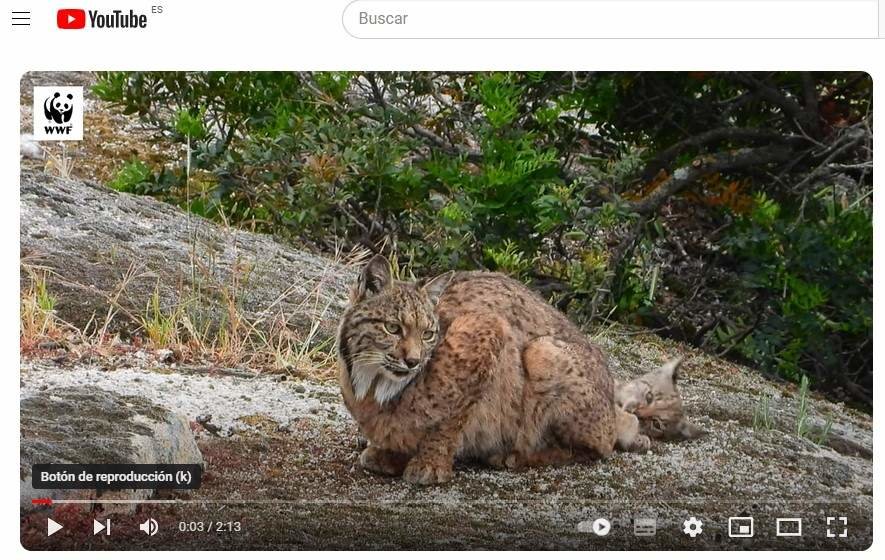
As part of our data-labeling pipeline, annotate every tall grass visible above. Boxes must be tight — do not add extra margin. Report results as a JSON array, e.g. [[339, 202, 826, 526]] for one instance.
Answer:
[[20, 248, 342, 381], [42, 143, 75, 179], [752, 394, 774, 431], [141, 284, 179, 348], [21, 128, 342, 379], [751, 376, 833, 446], [796, 375, 833, 445], [20, 267, 61, 346]]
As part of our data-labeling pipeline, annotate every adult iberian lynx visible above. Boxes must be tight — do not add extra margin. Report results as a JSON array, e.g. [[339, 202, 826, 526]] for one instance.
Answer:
[[337, 255, 696, 484]]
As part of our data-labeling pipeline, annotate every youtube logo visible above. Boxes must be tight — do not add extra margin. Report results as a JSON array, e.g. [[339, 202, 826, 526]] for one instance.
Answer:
[[54, 8, 150, 30], [57, 8, 86, 29]]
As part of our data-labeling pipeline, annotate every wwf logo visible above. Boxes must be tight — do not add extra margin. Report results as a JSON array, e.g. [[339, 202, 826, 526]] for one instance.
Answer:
[[33, 86, 83, 140], [44, 92, 75, 124]]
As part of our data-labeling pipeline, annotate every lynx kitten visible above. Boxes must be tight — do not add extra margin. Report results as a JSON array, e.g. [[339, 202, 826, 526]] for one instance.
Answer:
[[614, 358, 703, 453]]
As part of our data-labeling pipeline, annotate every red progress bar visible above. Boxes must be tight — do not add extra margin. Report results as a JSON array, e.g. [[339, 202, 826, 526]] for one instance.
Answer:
[[31, 498, 52, 505]]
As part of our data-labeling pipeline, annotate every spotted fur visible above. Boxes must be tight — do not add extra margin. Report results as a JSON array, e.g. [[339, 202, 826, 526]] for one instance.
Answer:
[[337, 256, 694, 484]]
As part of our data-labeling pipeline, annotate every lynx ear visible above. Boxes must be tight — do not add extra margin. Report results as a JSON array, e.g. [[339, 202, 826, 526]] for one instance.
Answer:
[[355, 255, 392, 301], [421, 271, 454, 306], [659, 357, 683, 386]]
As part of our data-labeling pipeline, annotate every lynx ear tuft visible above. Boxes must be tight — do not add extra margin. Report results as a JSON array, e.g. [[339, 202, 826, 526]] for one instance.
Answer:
[[659, 357, 683, 385], [421, 271, 455, 306], [355, 255, 392, 301]]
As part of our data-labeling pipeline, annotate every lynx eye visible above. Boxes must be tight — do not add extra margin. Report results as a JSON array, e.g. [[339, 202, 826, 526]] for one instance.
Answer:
[[383, 322, 402, 336], [645, 391, 654, 404], [422, 329, 436, 341]]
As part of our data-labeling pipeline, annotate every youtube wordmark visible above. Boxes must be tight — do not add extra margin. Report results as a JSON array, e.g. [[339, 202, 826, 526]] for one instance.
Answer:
[[56, 8, 149, 30]]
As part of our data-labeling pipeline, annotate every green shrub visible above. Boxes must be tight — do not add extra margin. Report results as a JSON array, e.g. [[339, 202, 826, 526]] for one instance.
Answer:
[[109, 159, 152, 193]]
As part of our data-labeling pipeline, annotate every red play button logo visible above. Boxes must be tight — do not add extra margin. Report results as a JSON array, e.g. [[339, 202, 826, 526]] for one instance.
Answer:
[[57, 8, 86, 29]]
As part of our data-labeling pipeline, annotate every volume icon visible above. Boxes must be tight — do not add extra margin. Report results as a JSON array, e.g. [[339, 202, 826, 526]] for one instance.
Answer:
[[139, 518, 159, 536]]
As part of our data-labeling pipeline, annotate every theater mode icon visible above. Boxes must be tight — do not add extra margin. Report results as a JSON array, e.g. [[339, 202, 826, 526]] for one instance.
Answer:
[[57, 8, 86, 29], [776, 518, 802, 537]]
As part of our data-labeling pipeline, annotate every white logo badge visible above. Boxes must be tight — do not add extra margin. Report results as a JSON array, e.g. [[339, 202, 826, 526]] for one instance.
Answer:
[[33, 86, 83, 141]]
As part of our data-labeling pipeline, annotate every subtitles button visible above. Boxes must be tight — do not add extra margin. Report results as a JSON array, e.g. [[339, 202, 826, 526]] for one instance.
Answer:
[[634, 518, 656, 536]]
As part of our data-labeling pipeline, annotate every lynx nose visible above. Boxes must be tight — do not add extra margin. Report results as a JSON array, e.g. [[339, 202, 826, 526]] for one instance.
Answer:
[[404, 357, 420, 369]]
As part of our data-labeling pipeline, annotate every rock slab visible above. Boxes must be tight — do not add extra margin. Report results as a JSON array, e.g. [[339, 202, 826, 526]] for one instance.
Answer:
[[20, 171, 354, 341], [20, 386, 202, 513]]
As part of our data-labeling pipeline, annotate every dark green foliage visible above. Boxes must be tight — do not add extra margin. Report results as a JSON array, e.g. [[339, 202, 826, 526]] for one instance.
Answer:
[[92, 71, 873, 403], [723, 189, 872, 387]]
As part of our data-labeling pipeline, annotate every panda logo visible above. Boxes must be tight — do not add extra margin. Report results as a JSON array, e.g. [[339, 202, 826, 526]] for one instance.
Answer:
[[43, 92, 75, 124]]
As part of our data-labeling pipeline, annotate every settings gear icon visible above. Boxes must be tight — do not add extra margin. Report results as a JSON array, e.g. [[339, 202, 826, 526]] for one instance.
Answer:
[[683, 516, 703, 537]]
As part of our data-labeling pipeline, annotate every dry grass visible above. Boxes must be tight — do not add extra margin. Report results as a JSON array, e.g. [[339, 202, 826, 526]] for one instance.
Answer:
[[41, 143, 76, 179], [20, 266, 64, 349], [19, 249, 343, 381], [130, 262, 340, 378]]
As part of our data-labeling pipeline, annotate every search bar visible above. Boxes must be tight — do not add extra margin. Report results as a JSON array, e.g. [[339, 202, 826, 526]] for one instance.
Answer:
[[343, 0, 879, 39]]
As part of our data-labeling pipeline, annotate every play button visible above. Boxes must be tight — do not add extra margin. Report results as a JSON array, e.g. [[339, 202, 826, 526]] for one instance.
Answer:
[[47, 518, 63, 536], [591, 518, 611, 536]]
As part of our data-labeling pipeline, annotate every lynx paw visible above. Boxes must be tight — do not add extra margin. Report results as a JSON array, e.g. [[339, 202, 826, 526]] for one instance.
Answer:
[[499, 448, 573, 469], [359, 447, 408, 476], [485, 453, 506, 469], [486, 452, 518, 470], [630, 434, 651, 453], [403, 457, 453, 485], [503, 452, 525, 470]]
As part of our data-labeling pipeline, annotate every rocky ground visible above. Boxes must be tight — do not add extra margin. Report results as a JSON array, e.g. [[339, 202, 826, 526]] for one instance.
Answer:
[[19, 73, 873, 551], [20, 329, 872, 551]]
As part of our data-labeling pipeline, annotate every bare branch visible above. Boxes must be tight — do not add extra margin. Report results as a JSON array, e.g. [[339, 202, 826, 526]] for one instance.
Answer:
[[729, 72, 821, 138], [627, 145, 795, 215], [641, 127, 799, 180]]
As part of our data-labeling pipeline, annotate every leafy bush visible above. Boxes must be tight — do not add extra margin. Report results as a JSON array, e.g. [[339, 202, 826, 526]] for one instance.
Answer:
[[723, 187, 872, 389], [109, 159, 152, 192]]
